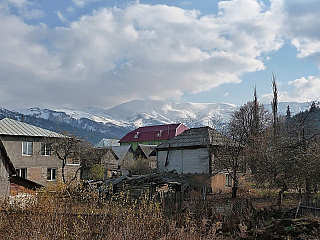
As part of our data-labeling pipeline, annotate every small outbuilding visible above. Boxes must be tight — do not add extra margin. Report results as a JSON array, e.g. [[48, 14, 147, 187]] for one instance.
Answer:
[[156, 126, 242, 193], [134, 144, 157, 170]]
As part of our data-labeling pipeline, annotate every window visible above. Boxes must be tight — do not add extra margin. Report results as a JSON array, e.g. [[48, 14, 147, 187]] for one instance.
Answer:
[[16, 168, 27, 179], [226, 174, 232, 187], [41, 143, 51, 156], [134, 132, 140, 139], [22, 142, 33, 156], [47, 168, 57, 181]]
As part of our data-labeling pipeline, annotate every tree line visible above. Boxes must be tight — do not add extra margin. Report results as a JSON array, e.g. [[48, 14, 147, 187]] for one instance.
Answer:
[[215, 74, 320, 207]]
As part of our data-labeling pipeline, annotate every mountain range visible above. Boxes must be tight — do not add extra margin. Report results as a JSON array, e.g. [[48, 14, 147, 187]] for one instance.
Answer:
[[0, 100, 309, 143]]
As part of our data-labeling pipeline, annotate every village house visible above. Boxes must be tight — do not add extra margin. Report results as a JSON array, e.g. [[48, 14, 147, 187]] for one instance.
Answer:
[[81, 145, 134, 180], [96, 138, 120, 148], [111, 145, 134, 168], [156, 126, 244, 193], [81, 147, 120, 180], [0, 137, 16, 197], [118, 123, 189, 150], [0, 118, 80, 187], [134, 144, 157, 171]]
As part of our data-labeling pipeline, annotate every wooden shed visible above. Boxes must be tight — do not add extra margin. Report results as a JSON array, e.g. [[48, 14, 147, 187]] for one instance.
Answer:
[[156, 126, 240, 193]]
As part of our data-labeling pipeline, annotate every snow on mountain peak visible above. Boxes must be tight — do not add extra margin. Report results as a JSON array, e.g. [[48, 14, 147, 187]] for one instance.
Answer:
[[15, 100, 311, 142]]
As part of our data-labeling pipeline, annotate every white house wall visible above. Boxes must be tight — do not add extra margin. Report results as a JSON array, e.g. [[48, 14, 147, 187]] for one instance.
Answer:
[[166, 150, 183, 173], [157, 148, 209, 174], [157, 151, 167, 172]]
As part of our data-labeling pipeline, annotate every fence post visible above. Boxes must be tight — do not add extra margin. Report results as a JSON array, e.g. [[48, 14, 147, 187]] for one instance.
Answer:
[[295, 202, 301, 219]]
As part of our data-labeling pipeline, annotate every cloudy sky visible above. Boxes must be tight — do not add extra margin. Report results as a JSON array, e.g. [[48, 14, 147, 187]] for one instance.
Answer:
[[1, 0, 320, 110]]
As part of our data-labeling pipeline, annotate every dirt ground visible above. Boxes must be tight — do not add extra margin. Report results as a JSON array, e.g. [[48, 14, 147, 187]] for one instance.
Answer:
[[240, 218, 320, 240]]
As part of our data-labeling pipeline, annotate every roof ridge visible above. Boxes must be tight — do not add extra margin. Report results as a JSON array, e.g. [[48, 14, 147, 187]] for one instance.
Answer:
[[0, 118, 63, 137]]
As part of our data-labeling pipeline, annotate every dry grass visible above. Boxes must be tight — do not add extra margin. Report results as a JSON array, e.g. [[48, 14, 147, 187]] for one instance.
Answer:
[[0, 183, 307, 240]]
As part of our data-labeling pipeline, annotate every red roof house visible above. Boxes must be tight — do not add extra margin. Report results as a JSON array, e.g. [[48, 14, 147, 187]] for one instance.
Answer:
[[119, 123, 189, 150]]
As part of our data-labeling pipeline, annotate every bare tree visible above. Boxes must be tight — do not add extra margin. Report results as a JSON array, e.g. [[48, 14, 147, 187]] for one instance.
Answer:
[[252, 126, 298, 208], [228, 90, 271, 174], [271, 74, 279, 135], [289, 101, 320, 199], [251, 100, 320, 208], [44, 132, 92, 185], [228, 95, 270, 144], [208, 89, 270, 198], [209, 138, 245, 198]]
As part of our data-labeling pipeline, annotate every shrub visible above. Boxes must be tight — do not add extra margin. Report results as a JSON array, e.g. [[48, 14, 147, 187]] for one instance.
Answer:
[[89, 164, 105, 180]]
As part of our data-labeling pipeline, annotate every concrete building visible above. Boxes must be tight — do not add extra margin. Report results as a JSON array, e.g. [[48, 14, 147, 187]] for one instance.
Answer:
[[0, 118, 80, 187], [0, 138, 16, 197]]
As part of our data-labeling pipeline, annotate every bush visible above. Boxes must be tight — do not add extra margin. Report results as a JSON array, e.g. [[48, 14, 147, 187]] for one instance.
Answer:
[[89, 164, 105, 180], [126, 156, 151, 175]]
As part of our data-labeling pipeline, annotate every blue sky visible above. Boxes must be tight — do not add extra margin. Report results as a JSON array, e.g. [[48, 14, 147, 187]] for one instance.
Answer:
[[1, 0, 320, 110]]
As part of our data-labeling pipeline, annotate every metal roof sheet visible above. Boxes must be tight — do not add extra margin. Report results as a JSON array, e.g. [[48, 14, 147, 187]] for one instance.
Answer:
[[156, 126, 235, 150], [0, 118, 63, 138], [119, 123, 189, 143]]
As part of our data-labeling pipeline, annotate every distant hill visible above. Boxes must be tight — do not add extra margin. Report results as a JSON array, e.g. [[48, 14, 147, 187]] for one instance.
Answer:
[[291, 104, 320, 138], [0, 100, 307, 144]]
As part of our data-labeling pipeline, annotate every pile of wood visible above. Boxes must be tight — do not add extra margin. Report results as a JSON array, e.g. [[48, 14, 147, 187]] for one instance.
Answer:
[[87, 171, 190, 205]]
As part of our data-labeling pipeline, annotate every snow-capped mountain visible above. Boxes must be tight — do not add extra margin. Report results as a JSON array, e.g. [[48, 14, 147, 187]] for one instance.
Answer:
[[9, 100, 310, 143], [19, 100, 238, 129]]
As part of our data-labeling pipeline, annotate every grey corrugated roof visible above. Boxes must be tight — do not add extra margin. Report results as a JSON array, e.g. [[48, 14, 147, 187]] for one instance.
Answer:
[[0, 118, 63, 138], [112, 145, 133, 164], [156, 126, 234, 150]]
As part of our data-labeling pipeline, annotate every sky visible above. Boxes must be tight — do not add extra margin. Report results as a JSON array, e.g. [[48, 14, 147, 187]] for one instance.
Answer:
[[1, 0, 320, 110]]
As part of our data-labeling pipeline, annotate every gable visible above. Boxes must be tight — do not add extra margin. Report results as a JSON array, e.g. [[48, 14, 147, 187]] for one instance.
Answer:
[[136, 144, 156, 157], [112, 145, 133, 162]]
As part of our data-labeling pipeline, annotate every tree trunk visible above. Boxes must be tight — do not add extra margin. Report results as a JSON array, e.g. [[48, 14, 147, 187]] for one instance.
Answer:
[[305, 177, 312, 206], [277, 181, 288, 209], [231, 178, 238, 198], [61, 159, 66, 184]]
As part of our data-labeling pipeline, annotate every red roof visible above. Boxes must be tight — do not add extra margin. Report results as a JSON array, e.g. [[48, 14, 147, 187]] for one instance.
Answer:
[[119, 123, 189, 143]]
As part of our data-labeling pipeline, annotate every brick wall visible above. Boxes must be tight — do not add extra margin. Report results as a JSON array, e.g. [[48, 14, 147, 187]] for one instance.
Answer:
[[29, 167, 43, 185]]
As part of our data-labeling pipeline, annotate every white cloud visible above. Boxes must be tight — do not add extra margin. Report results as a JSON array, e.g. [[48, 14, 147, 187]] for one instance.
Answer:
[[218, 0, 262, 21], [257, 0, 320, 105], [261, 76, 320, 103], [0, 1, 291, 109], [67, 6, 75, 13], [2, 0, 44, 19], [284, 0, 320, 64], [72, 0, 102, 8], [56, 10, 68, 23], [8, 0, 28, 8], [20, 8, 44, 19], [287, 76, 320, 101], [181, 1, 192, 6]]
